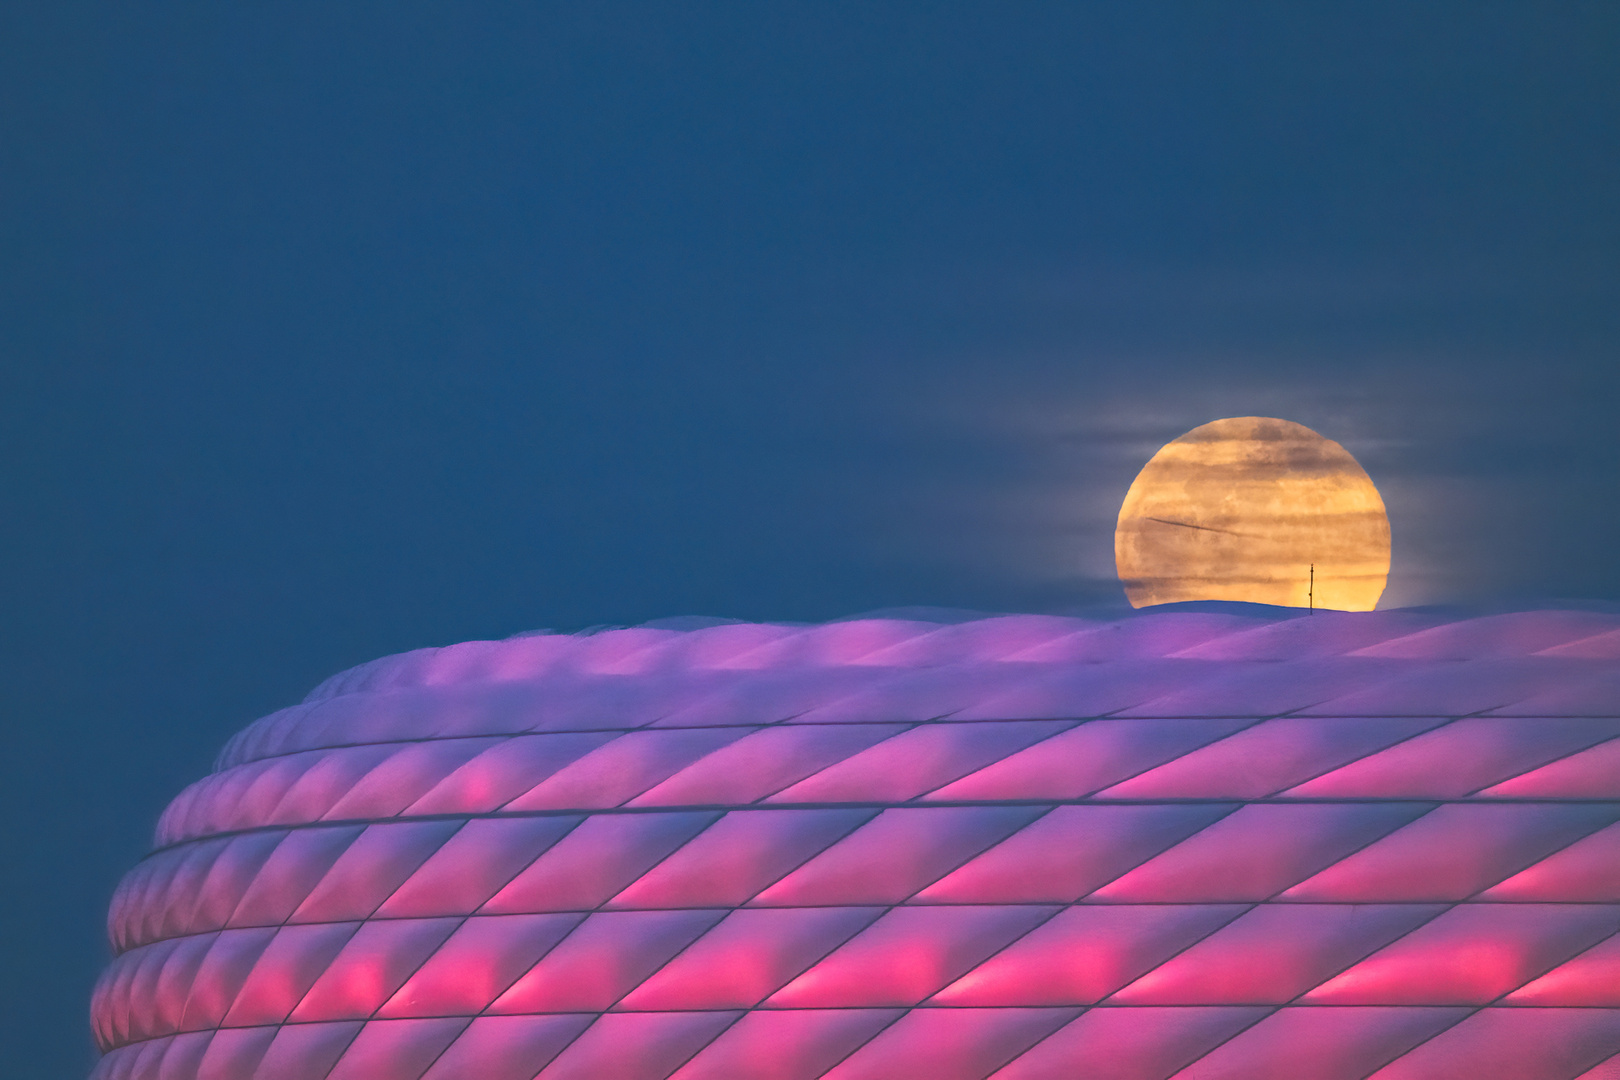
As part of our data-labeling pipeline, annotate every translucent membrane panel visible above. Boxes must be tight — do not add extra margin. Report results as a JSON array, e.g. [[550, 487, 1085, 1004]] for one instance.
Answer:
[[178, 928, 278, 1033], [1351, 611, 1620, 660], [1537, 627, 1620, 659], [503, 729, 751, 810], [248, 1021, 364, 1080], [931, 905, 1245, 1006], [481, 811, 720, 913], [418, 1015, 594, 1080], [821, 1008, 1082, 1080], [151, 1030, 214, 1080], [158, 776, 231, 846], [1283, 803, 1620, 902], [526, 674, 728, 731], [88, 966, 118, 1049], [664, 623, 802, 669], [1169, 612, 1442, 660], [404, 733, 619, 814], [196, 1025, 279, 1080], [152, 773, 213, 843], [106, 856, 163, 951], [141, 932, 218, 1041], [319, 739, 504, 820], [666, 1008, 903, 1080], [768, 721, 1069, 803], [607, 809, 876, 909], [750, 806, 1045, 906], [785, 667, 1032, 725], [926, 719, 1252, 801], [1286, 718, 1620, 797], [127, 844, 230, 948], [844, 618, 1078, 665], [950, 662, 1223, 720], [629, 725, 908, 806], [1483, 736, 1620, 798], [423, 681, 598, 736], [1298, 662, 1573, 717], [1008, 614, 1258, 662], [1367, 1008, 1620, 1080], [101, 1032, 158, 1079], [123, 940, 186, 1043], [1115, 660, 1390, 718], [226, 827, 363, 929], [217, 699, 317, 767], [94, 939, 170, 1046], [91, 1027, 227, 1078], [1485, 822, 1620, 901], [322, 1018, 469, 1080], [1092, 803, 1429, 903], [1489, 671, 1620, 717], [108, 844, 191, 952], [1169, 1006, 1471, 1080], [651, 669, 888, 728], [288, 918, 460, 1021], [1577, 1055, 1620, 1080], [378, 913, 584, 1017], [292, 820, 463, 922], [374, 816, 582, 917], [219, 923, 359, 1027], [916, 805, 1233, 904], [92, 1031, 153, 1079], [616, 907, 883, 1010], [765, 906, 1056, 1008], [489, 910, 726, 1013], [988, 1007, 1271, 1080], [749, 619, 940, 666], [1099, 717, 1444, 799], [1305, 904, 1620, 1004], [900, 612, 1114, 663], [565, 627, 687, 674], [264, 745, 399, 826], [302, 687, 477, 745], [530, 1012, 741, 1080], [1507, 931, 1620, 1005], [220, 757, 318, 833], [1108, 904, 1445, 1005], [181, 832, 292, 942]]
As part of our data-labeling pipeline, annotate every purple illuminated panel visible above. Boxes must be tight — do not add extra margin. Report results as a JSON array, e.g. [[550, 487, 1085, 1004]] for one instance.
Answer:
[[92, 610, 1620, 1078]]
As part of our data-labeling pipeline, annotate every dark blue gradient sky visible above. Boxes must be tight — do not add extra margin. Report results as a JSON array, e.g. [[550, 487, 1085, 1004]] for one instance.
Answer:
[[3, 3, 1618, 1074]]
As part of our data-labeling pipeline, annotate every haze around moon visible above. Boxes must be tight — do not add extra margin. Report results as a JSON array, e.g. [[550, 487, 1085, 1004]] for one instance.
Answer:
[[1115, 417, 1391, 610]]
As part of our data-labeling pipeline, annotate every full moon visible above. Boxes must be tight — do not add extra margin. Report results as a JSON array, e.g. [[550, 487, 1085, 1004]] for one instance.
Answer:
[[1115, 416, 1391, 610]]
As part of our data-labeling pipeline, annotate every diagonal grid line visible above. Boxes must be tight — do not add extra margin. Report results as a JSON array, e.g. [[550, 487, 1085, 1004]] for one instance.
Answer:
[[1459, 730, 1620, 799]]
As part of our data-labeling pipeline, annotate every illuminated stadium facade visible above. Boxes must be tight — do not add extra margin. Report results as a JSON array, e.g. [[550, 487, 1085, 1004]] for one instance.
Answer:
[[92, 609, 1620, 1079]]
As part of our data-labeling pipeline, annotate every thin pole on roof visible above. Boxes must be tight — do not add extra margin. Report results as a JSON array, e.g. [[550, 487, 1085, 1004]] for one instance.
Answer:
[[1309, 564, 1314, 614]]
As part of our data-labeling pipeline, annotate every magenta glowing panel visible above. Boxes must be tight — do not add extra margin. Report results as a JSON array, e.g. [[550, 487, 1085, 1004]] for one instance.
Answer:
[[91, 609, 1620, 1079]]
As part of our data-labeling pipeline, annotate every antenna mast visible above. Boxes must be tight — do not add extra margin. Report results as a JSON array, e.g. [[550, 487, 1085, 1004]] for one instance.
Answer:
[[1308, 564, 1314, 614]]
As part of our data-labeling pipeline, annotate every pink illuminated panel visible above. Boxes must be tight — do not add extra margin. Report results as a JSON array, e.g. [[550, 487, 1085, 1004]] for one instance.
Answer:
[[764, 905, 1054, 1007]]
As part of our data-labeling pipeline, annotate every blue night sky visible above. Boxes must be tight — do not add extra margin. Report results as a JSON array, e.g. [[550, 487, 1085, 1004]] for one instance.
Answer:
[[3, 3, 1618, 1074]]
